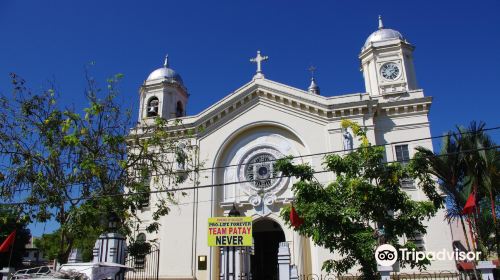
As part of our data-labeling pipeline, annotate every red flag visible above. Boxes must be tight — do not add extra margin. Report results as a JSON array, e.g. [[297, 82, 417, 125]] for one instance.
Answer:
[[462, 191, 476, 215], [0, 229, 16, 253], [290, 205, 304, 229]]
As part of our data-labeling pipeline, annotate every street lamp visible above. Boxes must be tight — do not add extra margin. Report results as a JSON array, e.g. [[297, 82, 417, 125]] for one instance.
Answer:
[[228, 204, 241, 217], [108, 212, 120, 232]]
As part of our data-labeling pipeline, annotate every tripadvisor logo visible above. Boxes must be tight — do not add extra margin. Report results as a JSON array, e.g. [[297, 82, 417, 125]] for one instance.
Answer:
[[375, 244, 481, 266], [375, 244, 398, 266]]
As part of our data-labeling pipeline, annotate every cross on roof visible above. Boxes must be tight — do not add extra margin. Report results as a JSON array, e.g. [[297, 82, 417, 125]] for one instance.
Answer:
[[308, 65, 317, 79], [250, 50, 269, 79]]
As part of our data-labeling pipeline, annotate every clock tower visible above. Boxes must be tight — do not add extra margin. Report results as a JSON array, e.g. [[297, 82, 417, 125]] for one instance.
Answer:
[[359, 16, 418, 96]]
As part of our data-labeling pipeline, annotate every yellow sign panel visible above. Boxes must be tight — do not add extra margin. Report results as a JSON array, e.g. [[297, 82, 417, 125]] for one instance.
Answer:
[[208, 217, 253, 247]]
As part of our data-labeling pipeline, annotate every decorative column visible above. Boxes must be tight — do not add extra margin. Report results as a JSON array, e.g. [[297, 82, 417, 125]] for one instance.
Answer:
[[219, 247, 226, 280], [238, 247, 251, 279], [278, 242, 291, 280], [292, 231, 307, 275], [0, 268, 14, 280], [476, 261, 496, 280], [68, 248, 83, 263], [92, 233, 127, 264], [377, 265, 392, 280], [219, 247, 235, 280], [92, 212, 127, 280], [290, 265, 299, 280]]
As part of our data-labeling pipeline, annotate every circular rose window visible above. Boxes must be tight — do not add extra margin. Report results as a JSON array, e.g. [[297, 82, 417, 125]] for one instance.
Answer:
[[244, 153, 279, 190]]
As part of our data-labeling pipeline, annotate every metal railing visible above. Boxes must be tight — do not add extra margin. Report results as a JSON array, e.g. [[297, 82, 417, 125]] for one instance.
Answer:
[[299, 274, 361, 280], [298, 271, 481, 280], [391, 271, 479, 279], [124, 246, 160, 280], [11, 266, 52, 279]]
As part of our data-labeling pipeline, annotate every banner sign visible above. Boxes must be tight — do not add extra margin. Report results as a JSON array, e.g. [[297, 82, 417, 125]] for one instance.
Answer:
[[208, 217, 253, 246]]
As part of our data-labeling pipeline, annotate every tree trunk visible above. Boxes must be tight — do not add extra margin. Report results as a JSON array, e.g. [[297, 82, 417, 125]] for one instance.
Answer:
[[459, 215, 471, 251], [63, 238, 74, 263], [489, 190, 500, 258], [58, 205, 67, 264]]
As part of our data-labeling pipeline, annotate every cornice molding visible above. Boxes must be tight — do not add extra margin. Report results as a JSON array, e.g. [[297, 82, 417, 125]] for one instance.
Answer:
[[374, 122, 430, 133], [131, 79, 432, 141]]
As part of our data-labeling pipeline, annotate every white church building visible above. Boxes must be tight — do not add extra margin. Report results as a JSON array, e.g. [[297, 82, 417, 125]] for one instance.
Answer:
[[131, 17, 457, 280]]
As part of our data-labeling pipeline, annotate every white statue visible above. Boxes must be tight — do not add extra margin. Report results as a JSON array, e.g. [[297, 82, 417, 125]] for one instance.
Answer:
[[343, 129, 353, 151]]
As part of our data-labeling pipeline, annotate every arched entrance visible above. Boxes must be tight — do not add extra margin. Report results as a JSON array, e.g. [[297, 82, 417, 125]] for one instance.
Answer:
[[251, 219, 286, 280]]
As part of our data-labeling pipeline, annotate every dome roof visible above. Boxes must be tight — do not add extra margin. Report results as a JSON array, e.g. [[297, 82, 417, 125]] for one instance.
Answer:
[[147, 67, 183, 83], [363, 16, 405, 49], [146, 55, 184, 85]]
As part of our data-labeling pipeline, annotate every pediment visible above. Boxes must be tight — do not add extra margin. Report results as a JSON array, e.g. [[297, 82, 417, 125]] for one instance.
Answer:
[[173, 78, 372, 134]]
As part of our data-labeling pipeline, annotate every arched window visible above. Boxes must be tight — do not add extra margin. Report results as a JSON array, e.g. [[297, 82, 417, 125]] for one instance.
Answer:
[[138, 176, 150, 209], [137, 233, 146, 242], [176, 101, 184, 117], [134, 233, 147, 269], [146, 97, 159, 117]]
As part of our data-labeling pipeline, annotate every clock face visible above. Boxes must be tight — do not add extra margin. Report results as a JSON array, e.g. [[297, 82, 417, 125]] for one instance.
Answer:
[[380, 63, 400, 80]]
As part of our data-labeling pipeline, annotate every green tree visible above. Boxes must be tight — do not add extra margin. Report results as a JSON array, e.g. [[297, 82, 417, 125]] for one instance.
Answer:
[[0, 71, 199, 263], [34, 226, 99, 262], [414, 121, 500, 258], [32, 231, 60, 262], [475, 199, 500, 256], [412, 132, 472, 250], [0, 205, 31, 268], [275, 120, 443, 279], [459, 122, 500, 258]]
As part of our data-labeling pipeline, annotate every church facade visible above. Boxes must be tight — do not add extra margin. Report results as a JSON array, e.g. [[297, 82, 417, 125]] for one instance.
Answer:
[[132, 17, 456, 280]]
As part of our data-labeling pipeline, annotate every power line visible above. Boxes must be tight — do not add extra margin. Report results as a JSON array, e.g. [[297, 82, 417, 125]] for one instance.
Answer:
[[194, 125, 500, 172], [2, 144, 499, 206], [5, 124, 500, 194]]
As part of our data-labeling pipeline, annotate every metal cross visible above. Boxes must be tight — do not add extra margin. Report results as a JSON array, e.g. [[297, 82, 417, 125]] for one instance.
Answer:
[[250, 50, 269, 76], [308, 65, 317, 78]]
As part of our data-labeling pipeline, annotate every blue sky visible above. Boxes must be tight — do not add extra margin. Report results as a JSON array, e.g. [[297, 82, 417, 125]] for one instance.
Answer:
[[1, 1, 499, 235]]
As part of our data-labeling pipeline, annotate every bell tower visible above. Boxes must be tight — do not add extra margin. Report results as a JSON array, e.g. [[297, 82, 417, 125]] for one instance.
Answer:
[[359, 16, 418, 96], [139, 55, 188, 123]]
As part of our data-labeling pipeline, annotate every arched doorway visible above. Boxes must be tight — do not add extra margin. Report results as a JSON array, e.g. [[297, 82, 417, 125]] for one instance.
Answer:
[[251, 219, 286, 280]]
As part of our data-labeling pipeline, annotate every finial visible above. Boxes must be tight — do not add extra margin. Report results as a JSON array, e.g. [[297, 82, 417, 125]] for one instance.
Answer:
[[250, 50, 269, 79], [307, 66, 320, 95], [163, 54, 169, 68], [378, 15, 384, 30]]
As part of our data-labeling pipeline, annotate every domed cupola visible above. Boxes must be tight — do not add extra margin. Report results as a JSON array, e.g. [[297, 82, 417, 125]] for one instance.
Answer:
[[139, 55, 189, 122], [363, 16, 406, 50], [359, 16, 417, 96], [308, 78, 320, 95], [146, 55, 185, 87]]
